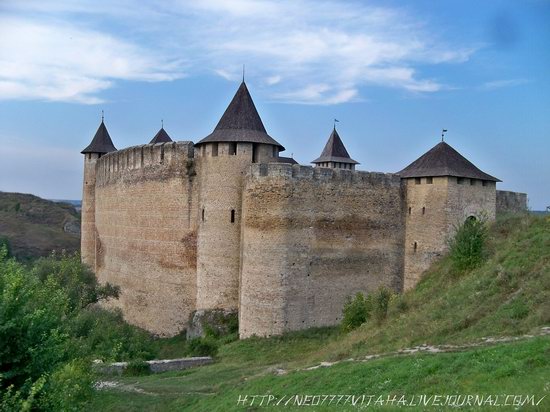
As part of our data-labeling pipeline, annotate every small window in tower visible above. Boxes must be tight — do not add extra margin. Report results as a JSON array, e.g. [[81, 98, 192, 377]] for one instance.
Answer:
[[415, 177, 421, 185], [229, 142, 237, 155], [272, 146, 277, 157], [482, 180, 488, 187], [470, 179, 476, 185], [422, 207, 426, 215], [202, 208, 205, 222], [413, 242, 418, 253], [457, 177, 465, 185], [231, 209, 235, 223], [408, 206, 412, 215], [211, 143, 218, 157], [426, 177, 433, 184]]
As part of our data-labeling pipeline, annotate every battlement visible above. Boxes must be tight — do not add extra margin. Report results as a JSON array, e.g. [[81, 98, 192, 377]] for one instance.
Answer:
[[96, 141, 194, 186], [249, 163, 401, 186]]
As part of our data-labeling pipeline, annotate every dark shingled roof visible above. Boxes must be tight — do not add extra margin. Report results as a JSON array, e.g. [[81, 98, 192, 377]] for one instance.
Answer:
[[276, 156, 298, 165], [196, 82, 285, 150], [149, 127, 173, 144], [81, 121, 117, 154], [311, 128, 359, 164], [397, 141, 500, 182]]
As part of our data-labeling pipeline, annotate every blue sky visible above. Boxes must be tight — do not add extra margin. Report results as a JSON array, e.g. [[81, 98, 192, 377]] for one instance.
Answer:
[[0, 0, 548, 209]]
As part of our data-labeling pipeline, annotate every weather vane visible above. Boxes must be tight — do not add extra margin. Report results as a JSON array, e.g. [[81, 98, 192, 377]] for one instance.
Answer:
[[334, 118, 339, 129], [101, 110, 104, 122], [441, 128, 448, 142]]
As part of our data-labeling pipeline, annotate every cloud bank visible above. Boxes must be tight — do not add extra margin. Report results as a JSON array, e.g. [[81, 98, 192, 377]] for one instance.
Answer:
[[0, 0, 478, 104]]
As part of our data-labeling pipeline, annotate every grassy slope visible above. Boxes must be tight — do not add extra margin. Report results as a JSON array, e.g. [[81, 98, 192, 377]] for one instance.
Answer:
[[0, 191, 80, 261], [91, 214, 550, 411]]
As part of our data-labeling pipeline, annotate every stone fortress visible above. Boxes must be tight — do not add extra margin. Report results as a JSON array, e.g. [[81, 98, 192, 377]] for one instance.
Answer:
[[80, 82, 527, 338]]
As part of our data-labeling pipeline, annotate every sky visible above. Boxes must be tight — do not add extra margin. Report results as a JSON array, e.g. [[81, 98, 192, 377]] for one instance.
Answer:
[[0, 0, 548, 209]]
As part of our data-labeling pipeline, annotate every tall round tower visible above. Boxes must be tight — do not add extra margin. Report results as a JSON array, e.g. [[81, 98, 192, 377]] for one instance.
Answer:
[[193, 81, 285, 324], [80, 118, 117, 269]]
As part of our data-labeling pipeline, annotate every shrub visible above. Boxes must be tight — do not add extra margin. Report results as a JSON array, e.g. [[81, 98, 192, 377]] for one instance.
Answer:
[[187, 337, 219, 357], [373, 287, 393, 323], [341, 292, 372, 332], [448, 216, 488, 271], [123, 360, 151, 376]]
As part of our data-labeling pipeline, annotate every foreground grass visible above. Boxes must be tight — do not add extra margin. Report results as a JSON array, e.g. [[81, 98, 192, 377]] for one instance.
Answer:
[[91, 336, 549, 411], [92, 214, 550, 410]]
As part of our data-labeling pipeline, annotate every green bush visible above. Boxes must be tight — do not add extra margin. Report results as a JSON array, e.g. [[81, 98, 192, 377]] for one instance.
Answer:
[[373, 287, 393, 323], [0, 247, 159, 410], [448, 216, 488, 271], [187, 337, 219, 357], [123, 360, 151, 376], [341, 292, 372, 332]]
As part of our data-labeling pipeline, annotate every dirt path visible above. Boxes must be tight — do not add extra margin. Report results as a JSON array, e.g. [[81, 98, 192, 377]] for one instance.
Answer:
[[296, 326, 550, 373]]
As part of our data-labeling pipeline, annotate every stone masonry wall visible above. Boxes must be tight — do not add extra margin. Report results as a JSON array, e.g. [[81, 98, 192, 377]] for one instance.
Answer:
[[81, 153, 99, 268], [239, 164, 405, 338], [496, 190, 528, 215], [404, 177, 496, 290], [94, 142, 198, 336], [195, 142, 255, 312]]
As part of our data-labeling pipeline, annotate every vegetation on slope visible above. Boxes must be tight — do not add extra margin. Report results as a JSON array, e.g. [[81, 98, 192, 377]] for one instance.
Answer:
[[0, 192, 80, 261], [91, 213, 550, 411]]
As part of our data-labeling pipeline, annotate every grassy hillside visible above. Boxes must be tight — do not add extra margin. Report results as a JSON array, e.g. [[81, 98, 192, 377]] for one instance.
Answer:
[[0, 191, 80, 261], [92, 213, 550, 411]]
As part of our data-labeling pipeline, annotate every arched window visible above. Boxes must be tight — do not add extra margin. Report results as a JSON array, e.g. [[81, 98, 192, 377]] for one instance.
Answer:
[[230, 209, 235, 223], [202, 208, 205, 222], [422, 207, 426, 215], [413, 242, 418, 253], [408, 206, 412, 215]]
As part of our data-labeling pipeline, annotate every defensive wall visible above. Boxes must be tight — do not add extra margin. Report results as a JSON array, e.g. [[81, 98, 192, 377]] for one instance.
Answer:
[[496, 190, 528, 214], [239, 163, 405, 338], [403, 176, 496, 290], [93, 142, 198, 336]]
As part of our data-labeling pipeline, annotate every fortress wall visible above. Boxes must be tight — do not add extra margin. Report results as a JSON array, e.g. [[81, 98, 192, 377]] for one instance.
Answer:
[[195, 142, 254, 312], [239, 164, 405, 338], [81, 153, 99, 267], [404, 177, 496, 290], [94, 142, 198, 336], [403, 177, 451, 290], [496, 190, 527, 215]]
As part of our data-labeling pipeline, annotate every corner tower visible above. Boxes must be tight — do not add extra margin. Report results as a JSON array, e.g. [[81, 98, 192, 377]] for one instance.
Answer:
[[194, 82, 285, 321], [80, 118, 116, 268], [398, 141, 500, 290], [311, 127, 358, 170]]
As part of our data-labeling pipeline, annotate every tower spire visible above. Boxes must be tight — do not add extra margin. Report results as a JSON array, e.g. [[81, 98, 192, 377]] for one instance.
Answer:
[[242, 64, 245, 83], [101, 110, 104, 123]]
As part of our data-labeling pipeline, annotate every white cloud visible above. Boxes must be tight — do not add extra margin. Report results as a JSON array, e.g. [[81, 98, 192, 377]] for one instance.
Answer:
[[480, 78, 530, 91], [0, 0, 477, 104], [0, 16, 184, 104]]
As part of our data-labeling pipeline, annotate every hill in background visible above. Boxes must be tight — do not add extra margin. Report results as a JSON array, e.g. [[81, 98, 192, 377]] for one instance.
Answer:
[[0, 191, 80, 261]]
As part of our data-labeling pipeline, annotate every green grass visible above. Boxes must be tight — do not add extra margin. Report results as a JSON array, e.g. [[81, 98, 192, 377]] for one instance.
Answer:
[[90, 337, 549, 411], [90, 213, 550, 411]]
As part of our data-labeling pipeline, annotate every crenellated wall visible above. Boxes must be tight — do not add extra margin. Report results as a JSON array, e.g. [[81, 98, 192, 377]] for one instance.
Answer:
[[93, 142, 198, 336], [496, 190, 528, 215], [239, 164, 405, 338], [403, 177, 496, 290]]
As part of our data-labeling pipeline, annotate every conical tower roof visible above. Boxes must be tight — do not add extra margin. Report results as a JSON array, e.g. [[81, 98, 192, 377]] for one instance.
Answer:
[[312, 128, 358, 164], [149, 127, 173, 144], [397, 141, 500, 181], [81, 120, 117, 154], [196, 81, 284, 150]]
